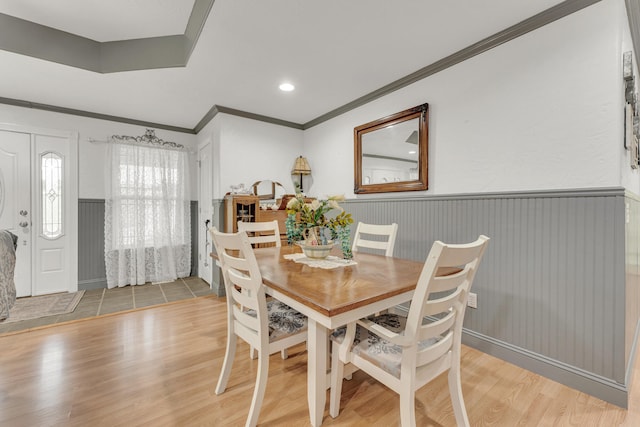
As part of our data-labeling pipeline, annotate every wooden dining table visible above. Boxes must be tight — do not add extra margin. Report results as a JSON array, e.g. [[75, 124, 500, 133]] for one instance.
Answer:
[[252, 245, 426, 427]]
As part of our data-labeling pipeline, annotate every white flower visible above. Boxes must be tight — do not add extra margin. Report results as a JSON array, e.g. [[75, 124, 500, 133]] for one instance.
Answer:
[[309, 199, 322, 211], [328, 200, 343, 211], [286, 197, 300, 210]]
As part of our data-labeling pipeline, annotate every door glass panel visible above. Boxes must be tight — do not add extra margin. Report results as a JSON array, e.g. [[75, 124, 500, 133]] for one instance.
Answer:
[[41, 152, 63, 239]]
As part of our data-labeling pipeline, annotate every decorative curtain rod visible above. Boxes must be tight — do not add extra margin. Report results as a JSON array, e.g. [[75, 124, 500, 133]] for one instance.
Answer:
[[88, 129, 188, 151]]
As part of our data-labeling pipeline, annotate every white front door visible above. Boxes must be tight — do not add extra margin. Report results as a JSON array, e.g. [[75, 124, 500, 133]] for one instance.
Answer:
[[198, 141, 213, 285], [0, 130, 32, 297], [0, 126, 78, 297]]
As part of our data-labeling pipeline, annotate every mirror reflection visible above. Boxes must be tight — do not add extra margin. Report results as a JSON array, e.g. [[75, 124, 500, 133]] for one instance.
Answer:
[[361, 117, 419, 185]]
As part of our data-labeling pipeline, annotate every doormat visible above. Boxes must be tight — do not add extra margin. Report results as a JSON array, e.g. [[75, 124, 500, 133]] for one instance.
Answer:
[[2, 290, 85, 323]]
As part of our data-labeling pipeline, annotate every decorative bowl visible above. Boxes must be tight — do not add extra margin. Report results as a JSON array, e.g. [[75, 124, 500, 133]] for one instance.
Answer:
[[297, 240, 334, 259]]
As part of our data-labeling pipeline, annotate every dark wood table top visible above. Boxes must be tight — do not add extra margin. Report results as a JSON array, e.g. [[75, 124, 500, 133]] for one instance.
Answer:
[[253, 246, 425, 317]]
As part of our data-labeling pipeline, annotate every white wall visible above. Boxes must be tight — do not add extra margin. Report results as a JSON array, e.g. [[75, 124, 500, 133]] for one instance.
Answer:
[[3, 0, 636, 203], [618, 0, 640, 194], [197, 113, 304, 199], [304, 0, 634, 198], [0, 104, 199, 199]]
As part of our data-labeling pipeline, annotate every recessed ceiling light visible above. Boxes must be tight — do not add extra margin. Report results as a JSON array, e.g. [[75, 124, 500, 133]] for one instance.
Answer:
[[279, 83, 295, 92], [408, 150, 417, 154]]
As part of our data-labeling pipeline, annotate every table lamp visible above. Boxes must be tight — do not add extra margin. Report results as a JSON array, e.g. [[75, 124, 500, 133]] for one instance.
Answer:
[[291, 156, 311, 192]]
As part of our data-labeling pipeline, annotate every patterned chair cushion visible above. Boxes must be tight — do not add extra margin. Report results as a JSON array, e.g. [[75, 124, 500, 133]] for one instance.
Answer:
[[247, 300, 308, 342], [331, 313, 437, 378]]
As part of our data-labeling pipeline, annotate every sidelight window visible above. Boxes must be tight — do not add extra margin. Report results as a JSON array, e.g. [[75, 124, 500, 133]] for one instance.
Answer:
[[41, 151, 63, 239]]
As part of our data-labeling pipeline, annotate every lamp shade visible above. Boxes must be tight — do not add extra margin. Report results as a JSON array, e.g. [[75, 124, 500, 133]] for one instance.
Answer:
[[292, 156, 311, 175]]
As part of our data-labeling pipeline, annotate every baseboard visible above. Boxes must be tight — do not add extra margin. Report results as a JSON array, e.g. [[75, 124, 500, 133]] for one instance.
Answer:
[[78, 278, 107, 291], [391, 304, 629, 408], [211, 269, 225, 297], [462, 329, 628, 408]]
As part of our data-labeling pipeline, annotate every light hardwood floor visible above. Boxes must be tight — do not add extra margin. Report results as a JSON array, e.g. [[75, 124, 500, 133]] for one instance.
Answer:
[[0, 294, 636, 426]]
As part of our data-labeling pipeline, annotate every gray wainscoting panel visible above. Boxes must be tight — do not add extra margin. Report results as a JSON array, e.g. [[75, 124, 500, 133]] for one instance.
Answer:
[[625, 192, 640, 384], [78, 199, 107, 289], [208, 199, 226, 296], [78, 199, 199, 290], [342, 188, 628, 402], [190, 200, 198, 278]]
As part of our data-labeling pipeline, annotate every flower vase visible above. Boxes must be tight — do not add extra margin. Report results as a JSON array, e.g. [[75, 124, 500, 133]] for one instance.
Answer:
[[304, 226, 327, 245], [298, 226, 333, 259]]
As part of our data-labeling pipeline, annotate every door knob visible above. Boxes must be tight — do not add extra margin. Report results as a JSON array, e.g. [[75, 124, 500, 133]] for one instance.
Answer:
[[19, 221, 29, 228]]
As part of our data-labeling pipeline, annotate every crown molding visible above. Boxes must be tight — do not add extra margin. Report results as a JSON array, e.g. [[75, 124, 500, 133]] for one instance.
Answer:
[[0, 0, 215, 73], [0, 96, 195, 134], [193, 105, 304, 133]]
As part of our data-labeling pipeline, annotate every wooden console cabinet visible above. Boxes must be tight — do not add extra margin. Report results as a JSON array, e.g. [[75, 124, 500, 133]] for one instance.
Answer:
[[224, 194, 289, 244], [224, 195, 260, 233]]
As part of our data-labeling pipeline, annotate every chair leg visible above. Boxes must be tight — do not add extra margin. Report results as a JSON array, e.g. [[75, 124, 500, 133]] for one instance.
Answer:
[[215, 334, 237, 395], [250, 345, 257, 360], [399, 387, 416, 427], [448, 366, 470, 427], [245, 347, 269, 427], [281, 348, 288, 359], [329, 343, 344, 418]]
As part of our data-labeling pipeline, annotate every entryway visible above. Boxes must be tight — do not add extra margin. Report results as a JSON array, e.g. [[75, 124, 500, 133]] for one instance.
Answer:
[[0, 277, 212, 335], [0, 125, 78, 297]]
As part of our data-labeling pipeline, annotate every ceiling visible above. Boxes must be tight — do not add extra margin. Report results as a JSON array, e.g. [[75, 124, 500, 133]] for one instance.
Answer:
[[0, 0, 597, 132]]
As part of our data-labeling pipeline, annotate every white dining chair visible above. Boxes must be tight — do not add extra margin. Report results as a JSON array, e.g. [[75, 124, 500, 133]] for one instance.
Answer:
[[329, 235, 490, 427], [210, 227, 308, 427], [352, 221, 398, 316], [238, 220, 281, 248], [351, 222, 398, 257], [237, 220, 292, 359]]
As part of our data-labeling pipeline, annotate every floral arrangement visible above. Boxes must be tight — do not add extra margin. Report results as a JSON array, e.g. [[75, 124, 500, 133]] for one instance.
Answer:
[[285, 194, 354, 259]]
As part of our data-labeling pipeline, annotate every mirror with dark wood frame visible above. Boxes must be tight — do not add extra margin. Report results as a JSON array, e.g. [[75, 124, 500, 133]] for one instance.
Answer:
[[354, 103, 428, 194]]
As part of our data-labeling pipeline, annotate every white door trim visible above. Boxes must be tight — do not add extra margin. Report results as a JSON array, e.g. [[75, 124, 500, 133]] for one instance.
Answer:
[[197, 138, 213, 286]]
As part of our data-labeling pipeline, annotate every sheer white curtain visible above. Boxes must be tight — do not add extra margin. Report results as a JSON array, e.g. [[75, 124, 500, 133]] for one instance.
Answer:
[[104, 142, 191, 288]]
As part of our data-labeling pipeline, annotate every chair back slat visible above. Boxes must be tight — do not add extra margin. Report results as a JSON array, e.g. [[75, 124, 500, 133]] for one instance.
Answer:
[[230, 285, 257, 311], [246, 235, 281, 245], [238, 220, 281, 248], [422, 287, 464, 317], [226, 266, 260, 293], [417, 309, 455, 341], [351, 222, 398, 257], [233, 319, 259, 343], [429, 267, 470, 293], [437, 244, 486, 269], [416, 330, 453, 366], [233, 306, 260, 334]]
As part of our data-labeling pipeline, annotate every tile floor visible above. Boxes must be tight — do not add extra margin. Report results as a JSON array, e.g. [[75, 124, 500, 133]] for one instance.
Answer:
[[0, 276, 213, 334]]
